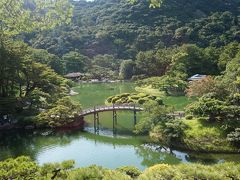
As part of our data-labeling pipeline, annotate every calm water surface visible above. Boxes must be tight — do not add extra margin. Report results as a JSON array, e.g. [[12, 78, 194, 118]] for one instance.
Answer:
[[0, 82, 240, 170]]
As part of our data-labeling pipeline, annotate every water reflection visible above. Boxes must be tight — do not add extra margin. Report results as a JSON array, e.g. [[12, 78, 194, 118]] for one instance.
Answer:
[[1, 129, 240, 170]]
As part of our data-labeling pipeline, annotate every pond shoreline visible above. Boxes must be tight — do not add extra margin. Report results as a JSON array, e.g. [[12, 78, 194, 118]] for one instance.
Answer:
[[1, 82, 239, 170], [0, 117, 85, 131]]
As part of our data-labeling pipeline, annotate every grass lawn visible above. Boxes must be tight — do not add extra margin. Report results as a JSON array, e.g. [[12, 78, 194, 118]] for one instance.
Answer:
[[181, 119, 238, 153], [163, 96, 196, 111], [135, 86, 165, 96], [135, 86, 196, 111]]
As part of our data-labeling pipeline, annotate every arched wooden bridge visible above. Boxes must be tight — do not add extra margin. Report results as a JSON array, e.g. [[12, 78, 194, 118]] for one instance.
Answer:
[[79, 104, 143, 117], [79, 104, 185, 133], [79, 104, 143, 133]]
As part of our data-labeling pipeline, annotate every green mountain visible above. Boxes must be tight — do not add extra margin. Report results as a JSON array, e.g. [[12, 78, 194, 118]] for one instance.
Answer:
[[26, 0, 240, 59]]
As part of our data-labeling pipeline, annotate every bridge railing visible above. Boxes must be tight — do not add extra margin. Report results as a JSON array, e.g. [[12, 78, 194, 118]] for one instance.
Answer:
[[80, 103, 143, 115]]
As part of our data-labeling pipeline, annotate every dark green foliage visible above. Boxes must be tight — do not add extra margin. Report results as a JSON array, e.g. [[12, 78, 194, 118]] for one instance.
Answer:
[[37, 97, 82, 128], [186, 96, 227, 122], [63, 51, 90, 73], [227, 128, 240, 146], [26, 0, 240, 59], [88, 54, 123, 79], [171, 44, 220, 76], [185, 115, 193, 120], [119, 60, 135, 80], [0, 39, 70, 123], [135, 48, 173, 76], [29, 48, 65, 75], [218, 42, 240, 71], [163, 120, 188, 143], [151, 120, 188, 144], [135, 101, 174, 134]]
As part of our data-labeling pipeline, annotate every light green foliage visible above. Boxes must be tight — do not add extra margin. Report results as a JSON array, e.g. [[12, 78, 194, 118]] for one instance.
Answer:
[[182, 119, 237, 152], [40, 160, 75, 179], [0, 156, 39, 179], [1, 156, 240, 179], [67, 165, 131, 180], [0, 0, 73, 36], [139, 162, 240, 179], [162, 96, 196, 111], [106, 93, 161, 105], [37, 97, 82, 128], [0, 156, 75, 179], [138, 164, 178, 179], [136, 75, 188, 96], [116, 166, 142, 178]]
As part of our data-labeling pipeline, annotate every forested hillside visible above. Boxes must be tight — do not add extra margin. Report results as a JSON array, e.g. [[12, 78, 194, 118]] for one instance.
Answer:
[[1, 1, 240, 178], [26, 0, 240, 59]]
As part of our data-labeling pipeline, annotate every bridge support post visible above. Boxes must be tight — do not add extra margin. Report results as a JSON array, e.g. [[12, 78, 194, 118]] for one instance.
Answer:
[[93, 106, 100, 133], [133, 104, 137, 126], [96, 112, 99, 132], [113, 104, 117, 134], [94, 112, 99, 133]]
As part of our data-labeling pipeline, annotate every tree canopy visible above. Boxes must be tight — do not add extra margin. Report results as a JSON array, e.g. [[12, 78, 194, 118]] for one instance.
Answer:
[[0, 0, 72, 36]]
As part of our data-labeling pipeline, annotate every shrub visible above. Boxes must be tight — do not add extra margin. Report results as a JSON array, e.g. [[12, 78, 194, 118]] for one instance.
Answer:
[[138, 98, 146, 104], [131, 95, 139, 100], [106, 93, 163, 105], [120, 93, 130, 97], [139, 163, 240, 180], [116, 166, 141, 178], [155, 97, 163, 105], [185, 115, 193, 120], [138, 164, 179, 180], [148, 95, 156, 100], [150, 119, 188, 144], [67, 165, 131, 180], [227, 128, 240, 147], [0, 156, 39, 179], [36, 97, 82, 128], [138, 93, 147, 97]]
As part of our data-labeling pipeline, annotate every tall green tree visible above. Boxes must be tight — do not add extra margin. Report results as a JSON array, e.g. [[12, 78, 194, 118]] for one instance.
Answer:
[[29, 48, 64, 75], [63, 51, 89, 73], [119, 60, 135, 80]]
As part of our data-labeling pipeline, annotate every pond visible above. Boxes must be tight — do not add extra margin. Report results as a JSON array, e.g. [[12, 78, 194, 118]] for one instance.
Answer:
[[0, 82, 240, 170]]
